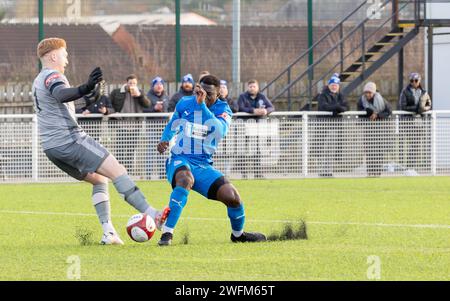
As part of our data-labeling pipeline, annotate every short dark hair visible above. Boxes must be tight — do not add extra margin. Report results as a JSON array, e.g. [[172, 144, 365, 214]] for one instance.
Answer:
[[126, 74, 138, 82], [248, 79, 259, 86], [200, 74, 220, 88]]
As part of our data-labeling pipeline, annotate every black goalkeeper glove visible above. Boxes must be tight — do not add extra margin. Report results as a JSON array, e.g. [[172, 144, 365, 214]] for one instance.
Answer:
[[78, 67, 103, 96], [366, 108, 374, 117]]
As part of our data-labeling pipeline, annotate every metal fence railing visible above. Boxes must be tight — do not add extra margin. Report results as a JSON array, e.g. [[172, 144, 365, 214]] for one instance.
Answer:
[[0, 111, 448, 183]]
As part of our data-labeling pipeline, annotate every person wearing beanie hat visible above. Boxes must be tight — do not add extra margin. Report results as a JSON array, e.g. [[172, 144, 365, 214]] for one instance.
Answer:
[[318, 74, 348, 116], [145, 76, 168, 113], [358, 81, 392, 177], [219, 80, 238, 113], [168, 73, 195, 112], [316, 73, 349, 177], [398, 72, 431, 114], [358, 81, 392, 120]]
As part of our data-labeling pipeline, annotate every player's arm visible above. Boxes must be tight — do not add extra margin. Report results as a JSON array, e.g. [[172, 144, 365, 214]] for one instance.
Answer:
[[48, 67, 103, 103], [199, 101, 232, 138]]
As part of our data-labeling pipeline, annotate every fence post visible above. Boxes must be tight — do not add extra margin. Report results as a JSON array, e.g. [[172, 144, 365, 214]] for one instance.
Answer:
[[431, 111, 437, 176], [302, 114, 309, 176], [32, 115, 39, 182]]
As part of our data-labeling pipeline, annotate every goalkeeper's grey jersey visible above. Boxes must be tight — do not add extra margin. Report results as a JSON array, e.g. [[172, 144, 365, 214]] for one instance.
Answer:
[[32, 68, 85, 150]]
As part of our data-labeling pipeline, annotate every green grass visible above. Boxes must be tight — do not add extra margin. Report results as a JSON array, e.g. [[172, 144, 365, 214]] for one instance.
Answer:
[[0, 177, 449, 281]]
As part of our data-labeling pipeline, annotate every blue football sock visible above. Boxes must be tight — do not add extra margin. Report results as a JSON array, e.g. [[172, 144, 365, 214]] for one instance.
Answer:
[[227, 203, 245, 236], [164, 186, 190, 231]]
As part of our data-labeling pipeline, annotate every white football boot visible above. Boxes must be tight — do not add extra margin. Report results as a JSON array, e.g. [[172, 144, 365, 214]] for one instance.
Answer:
[[154, 206, 171, 231], [100, 232, 124, 245]]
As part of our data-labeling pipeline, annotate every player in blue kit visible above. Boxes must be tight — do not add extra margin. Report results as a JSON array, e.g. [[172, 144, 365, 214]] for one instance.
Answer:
[[157, 75, 267, 246]]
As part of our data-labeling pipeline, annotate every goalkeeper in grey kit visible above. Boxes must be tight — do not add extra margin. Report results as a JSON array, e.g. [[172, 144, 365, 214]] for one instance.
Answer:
[[32, 37, 170, 245]]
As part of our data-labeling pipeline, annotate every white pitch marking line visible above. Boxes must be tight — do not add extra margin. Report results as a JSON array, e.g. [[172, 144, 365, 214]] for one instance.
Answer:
[[0, 209, 449, 229]]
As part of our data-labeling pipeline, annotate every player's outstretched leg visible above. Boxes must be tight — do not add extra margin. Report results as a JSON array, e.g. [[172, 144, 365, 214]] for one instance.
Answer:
[[158, 169, 194, 246], [215, 181, 266, 243], [84, 173, 123, 245], [96, 154, 170, 232]]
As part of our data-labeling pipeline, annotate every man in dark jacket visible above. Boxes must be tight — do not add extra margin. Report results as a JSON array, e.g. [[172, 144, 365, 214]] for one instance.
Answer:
[[237, 80, 275, 179], [219, 80, 238, 113], [168, 73, 194, 112], [316, 75, 349, 177], [398, 72, 432, 172], [109, 74, 150, 173], [238, 79, 274, 116], [144, 76, 169, 179], [144, 76, 169, 113], [398, 72, 432, 115], [110, 74, 150, 114], [317, 75, 349, 116]]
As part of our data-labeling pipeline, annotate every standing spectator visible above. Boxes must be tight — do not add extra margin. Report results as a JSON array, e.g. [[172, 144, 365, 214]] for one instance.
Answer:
[[238, 79, 274, 116], [144, 76, 169, 113], [219, 80, 238, 113], [358, 82, 392, 120], [110, 74, 150, 114], [317, 75, 348, 116], [237, 80, 275, 179], [168, 74, 194, 112], [398, 72, 432, 115], [398, 72, 432, 172], [110, 74, 150, 173], [144, 76, 169, 179], [316, 75, 349, 177], [358, 82, 392, 177]]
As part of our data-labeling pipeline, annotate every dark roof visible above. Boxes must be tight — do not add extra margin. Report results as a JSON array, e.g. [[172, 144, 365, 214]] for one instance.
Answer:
[[0, 23, 133, 84]]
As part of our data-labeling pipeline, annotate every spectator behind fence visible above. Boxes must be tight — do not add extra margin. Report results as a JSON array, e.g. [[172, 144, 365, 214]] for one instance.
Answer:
[[317, 75, 349, 116], [358, 82, 392, 177], [238, 79, 274, 116], [144, 76, 169, 113], [110, 74, 150, 173], [143, 76, 169, 179], [110, 74, 150, 113], [219, 80, 238, 113], [168, 73, 194, 112], [398, 72, 432, 115], [358, 82, 392, 120], [316, 75, 349, 177], [398, 73, 432, 172], [237, 80, 275, 179]]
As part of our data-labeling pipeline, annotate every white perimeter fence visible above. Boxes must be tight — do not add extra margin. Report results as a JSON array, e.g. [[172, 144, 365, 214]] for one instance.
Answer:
[[1, 111, 450, 183]]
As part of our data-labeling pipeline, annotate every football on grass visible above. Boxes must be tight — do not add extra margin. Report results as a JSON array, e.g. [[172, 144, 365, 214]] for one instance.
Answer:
[[126, 213, 156, 243]]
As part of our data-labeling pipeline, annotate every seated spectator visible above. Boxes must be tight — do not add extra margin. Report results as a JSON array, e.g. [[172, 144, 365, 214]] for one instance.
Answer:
[[398, 72, 432, 115], [238, 79, 274, 116], [145, 76, 169, 113], [358, 82, 392, 120], [317, 75, 349, 116], [168, 74, 194, 112], [110, 74, 150, 114], [219, 80, 238, 113]]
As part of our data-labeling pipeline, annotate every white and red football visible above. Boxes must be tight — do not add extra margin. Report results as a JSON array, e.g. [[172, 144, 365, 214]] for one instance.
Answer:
[[126, 213, 156, 243]]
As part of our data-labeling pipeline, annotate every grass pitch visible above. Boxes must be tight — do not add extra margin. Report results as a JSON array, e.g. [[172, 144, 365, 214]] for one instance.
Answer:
[[0, 177, 449, 281]]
